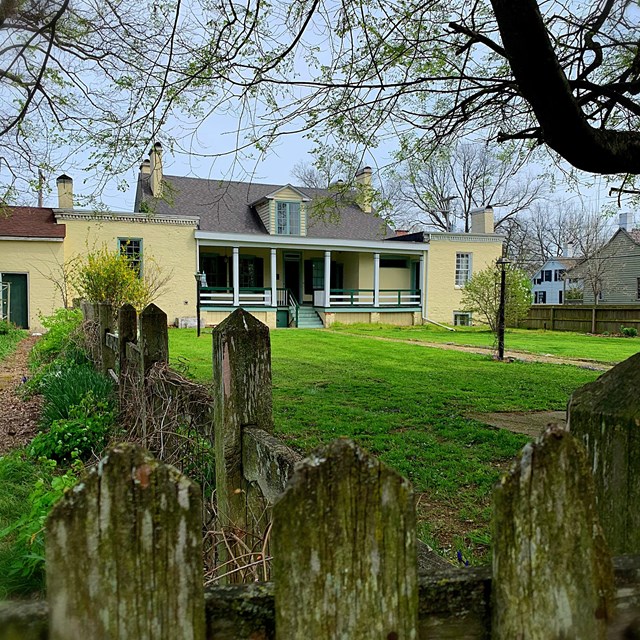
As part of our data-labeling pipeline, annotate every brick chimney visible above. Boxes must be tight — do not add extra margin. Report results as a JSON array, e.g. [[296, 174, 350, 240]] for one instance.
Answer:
[[140, 158, 151, 175], [355, 166, 372, 214], [56, 174, 73, 209], [470, 205, 494, 234], [149, 142, 163, 198]]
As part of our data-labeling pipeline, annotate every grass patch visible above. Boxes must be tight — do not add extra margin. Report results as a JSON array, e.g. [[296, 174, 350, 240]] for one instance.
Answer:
[[0, 324, 26, 363], [329, 323, 640, 363], [169, 327, 601, 561]]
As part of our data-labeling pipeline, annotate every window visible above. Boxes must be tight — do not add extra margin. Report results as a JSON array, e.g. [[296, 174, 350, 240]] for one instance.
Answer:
[[453, 312, 471, 326], [534, 291, 547, 304], [455, 253, 472, 287], [118, 238, 142, 276], [380, 256, 409, 269], [558, 290, 563, 304], [239, 256, 264, 288], [543, 270, 552, 282], [276, 201, 301, 235], [554, 269, 565, 282]]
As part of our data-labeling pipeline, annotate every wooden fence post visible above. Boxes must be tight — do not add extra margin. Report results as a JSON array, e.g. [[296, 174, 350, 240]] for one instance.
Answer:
[[568, 352, 640, 554], [272, 438, 418, 639], [492, 426, 613, 639], [97, 302, 115, 375], [117, 303, 137, 404], [140, 303, 168, 374], [46, 443, 205, 640], [212, 309, 273, 580]]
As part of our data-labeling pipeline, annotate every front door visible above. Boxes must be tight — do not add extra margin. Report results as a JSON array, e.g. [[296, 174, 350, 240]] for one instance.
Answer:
[[283, 255, 302, 303], [1, 273, 28, 328]]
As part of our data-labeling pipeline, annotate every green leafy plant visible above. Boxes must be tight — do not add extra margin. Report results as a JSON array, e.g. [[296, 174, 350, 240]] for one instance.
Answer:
[[0, 319, 15, 335], [461, 265, 532, 333], [0, 454, 78, 597], [621, 326, 638, 338], [70, 244, 171, 311], [39, 364, 114, 429], [30, 393, 116, 463], [29, 308, 84, 369]]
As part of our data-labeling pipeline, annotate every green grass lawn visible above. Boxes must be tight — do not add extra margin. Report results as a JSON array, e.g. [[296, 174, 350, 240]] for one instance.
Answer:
[[0, 328, 26, 363], [329, 323, 640, 363], [169, 327, 602, 562]]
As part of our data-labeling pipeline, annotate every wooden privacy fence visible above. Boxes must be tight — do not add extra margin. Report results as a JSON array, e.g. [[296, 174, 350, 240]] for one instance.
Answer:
[[521, 304, 640, 333], [3, 306, 640, 638]]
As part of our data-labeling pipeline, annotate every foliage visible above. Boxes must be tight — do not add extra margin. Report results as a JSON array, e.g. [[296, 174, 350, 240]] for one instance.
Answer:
[[461, 265, 532, 333], [621, 326, 638, 338], [38, 363, 114, 429], [69, 245, 170, 311], [29, 394, 116, 464], [0, 452, 78, 598], [0, 322, 25, 362], [29, 308, 84, 369]]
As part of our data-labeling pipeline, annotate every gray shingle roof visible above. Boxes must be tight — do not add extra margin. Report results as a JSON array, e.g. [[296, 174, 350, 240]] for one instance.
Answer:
[[135, 174, 392, 241]]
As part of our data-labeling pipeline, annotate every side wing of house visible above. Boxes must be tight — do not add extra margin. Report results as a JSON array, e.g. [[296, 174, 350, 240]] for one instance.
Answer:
[[57, 212, 199, 324], [0, 208, 66, 330], [424, 234, 504, 325]]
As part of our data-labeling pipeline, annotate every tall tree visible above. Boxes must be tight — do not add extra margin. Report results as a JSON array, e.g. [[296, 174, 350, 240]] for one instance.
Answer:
[[390, 142, 545, 232]]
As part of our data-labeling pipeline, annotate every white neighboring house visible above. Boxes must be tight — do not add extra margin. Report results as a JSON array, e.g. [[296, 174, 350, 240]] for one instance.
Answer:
[[531, 256, 580, 304]]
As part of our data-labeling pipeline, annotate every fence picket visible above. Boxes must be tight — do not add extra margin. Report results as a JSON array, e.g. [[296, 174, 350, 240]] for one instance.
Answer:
[[492, 426, 613, 639], [273, 438, 418, 639], [46, 443, 205, 640]]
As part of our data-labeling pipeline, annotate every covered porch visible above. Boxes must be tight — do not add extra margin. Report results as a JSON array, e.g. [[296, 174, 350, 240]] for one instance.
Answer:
[[195, 237, 427, 328]]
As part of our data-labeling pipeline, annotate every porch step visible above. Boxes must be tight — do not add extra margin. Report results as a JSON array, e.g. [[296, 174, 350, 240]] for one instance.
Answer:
[[296, 307, 324, 328]]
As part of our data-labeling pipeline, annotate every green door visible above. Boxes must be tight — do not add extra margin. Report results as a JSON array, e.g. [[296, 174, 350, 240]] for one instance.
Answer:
[[1, 274, 28, 329]]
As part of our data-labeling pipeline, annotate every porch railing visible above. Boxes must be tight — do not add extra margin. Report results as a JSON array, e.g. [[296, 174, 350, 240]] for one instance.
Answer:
[[199, 287, 274, 306], [313, 289, 421, 307]]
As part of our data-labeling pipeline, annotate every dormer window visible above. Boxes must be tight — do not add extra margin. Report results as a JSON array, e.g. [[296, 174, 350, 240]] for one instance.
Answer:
[[277, 201, 301, 235]]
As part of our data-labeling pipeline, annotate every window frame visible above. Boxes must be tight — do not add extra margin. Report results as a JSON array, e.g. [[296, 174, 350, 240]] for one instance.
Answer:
[[117, 237, 143, 276], [454, 252, 472, 287], [453, 312, 471, 326], [276, 201, 301, 235]]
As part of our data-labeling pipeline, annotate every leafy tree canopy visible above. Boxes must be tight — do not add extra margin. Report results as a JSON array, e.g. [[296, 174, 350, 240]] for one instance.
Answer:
[[461, 265, 532, 333], [2, 0, 639, 201]]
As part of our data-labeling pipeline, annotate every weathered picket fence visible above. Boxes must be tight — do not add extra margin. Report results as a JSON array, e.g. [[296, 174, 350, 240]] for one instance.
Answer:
[[1, 305, 640, 638]]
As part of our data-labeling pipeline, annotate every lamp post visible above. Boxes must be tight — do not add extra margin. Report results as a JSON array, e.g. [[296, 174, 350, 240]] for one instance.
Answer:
[[496, 256, 511, 361], [194, 272, 206, 337]]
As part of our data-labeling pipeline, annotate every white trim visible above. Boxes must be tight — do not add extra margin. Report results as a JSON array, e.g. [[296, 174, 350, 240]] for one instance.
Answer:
[[373, 253, 380, 307], [250, 184, 312, 205], [54, 209, 199, 226], [0, 271, 30, 329], [0, 236, 64, 242], [427, 232, 503, 243], [195, 230, 429, 254]]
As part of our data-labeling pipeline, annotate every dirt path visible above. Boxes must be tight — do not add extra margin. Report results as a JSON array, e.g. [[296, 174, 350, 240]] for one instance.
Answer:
[[0, 336, 42, 455], [337, 332, 611, 371]]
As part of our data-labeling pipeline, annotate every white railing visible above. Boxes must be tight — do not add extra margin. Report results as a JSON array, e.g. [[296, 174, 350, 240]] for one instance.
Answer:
[[321, 289, 421, 307], [199, 288, 273, 306]]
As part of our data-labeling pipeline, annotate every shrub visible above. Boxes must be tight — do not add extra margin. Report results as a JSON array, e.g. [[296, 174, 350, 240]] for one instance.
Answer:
[[0, 453, 78, 597], [29, 308, 84, 369], [39, 363, 114, 429], [621, 326, 638, 338], [70, 244, 171, 311], [461, 265, 532, 333], [29, 393, 116, 463]]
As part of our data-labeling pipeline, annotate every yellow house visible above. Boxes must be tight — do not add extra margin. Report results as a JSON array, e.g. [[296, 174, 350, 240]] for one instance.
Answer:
[[1, 145, 503, 330]]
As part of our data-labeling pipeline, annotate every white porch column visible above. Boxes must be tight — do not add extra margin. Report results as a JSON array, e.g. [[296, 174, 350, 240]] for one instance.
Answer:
[[270, 248, 277, 307], [232, 247, 240, 306], [324, 251, 331, 308], [373, 252, 380, 307], [419, 254, 424, 297]]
